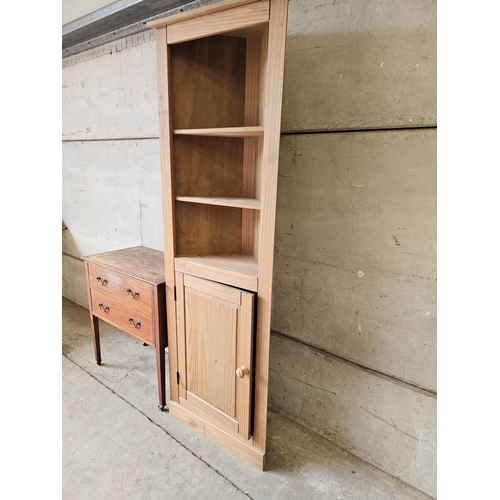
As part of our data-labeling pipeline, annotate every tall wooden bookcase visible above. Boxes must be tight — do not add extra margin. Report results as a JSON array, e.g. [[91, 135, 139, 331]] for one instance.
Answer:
[[147, 0, 288, 469]]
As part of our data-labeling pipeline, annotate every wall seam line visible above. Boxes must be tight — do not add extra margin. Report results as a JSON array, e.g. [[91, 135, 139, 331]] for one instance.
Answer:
[[271, 330, 437, 398], [62, 137, 160, 143], [61, 125, 437, 143], [281, 125, 437, 135], [62, 251, 83, 261]]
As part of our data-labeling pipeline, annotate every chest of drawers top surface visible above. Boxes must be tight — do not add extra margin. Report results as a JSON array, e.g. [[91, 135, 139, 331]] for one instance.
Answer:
[[83, 246, 165, 285]]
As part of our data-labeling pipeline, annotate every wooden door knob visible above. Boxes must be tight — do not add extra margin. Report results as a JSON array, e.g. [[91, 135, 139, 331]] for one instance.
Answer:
[[236, 366, 249, 378]]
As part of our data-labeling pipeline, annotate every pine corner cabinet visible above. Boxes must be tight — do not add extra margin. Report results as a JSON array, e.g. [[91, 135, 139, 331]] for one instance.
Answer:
[[147, 0, 289, 469]]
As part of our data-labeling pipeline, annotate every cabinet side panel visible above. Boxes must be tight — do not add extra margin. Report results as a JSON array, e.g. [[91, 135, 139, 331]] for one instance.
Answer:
[[252, 27, 268, 261], [242, 36, 261, 255], [254, 0, 289, 452], [156, 27, 179, 402]]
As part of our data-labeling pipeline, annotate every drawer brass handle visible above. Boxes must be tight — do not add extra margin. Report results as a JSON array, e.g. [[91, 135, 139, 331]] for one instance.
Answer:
[[96, 276, 108, 285], [236, 366, 249, 379], [129, 317, 141, 328], [126, 288, 140, 299], [98, 303, 110, 312]]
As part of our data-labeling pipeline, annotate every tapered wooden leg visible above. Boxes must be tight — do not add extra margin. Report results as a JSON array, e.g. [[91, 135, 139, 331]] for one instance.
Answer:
[[155, 284, 167, 410], [156, 340, 166, 410], [90, 314, 102, 365]]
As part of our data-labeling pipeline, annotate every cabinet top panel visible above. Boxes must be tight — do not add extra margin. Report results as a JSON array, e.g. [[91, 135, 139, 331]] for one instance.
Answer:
[[83, 246, 165, 285], [146, 0, 262, 30], [166, 1, 269, 45]]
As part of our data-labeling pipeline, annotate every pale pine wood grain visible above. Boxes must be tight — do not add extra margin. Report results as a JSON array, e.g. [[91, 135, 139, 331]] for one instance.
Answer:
[[167, 1, 269, 45], [242, 36, 261, 255], [173, 126, 263, 137], [253, 0, 289, 451], [169, 401, 263, 468], [222, 25, 267, 39], [253, 210, 261, 262], [152, 0, 288, 467], [175, 203, 242, 255], [184, 279, 238, 416], [175, 254, 258, 292], [146, 0, 260, 29], [252, 26, 270, 260], [175, 196, 261, 209], [179, 275, 255, 438], [236, 291, 254, 439], [184, 274, 242, 305], [170, 36, 245, 130], [181, 391, 239, 434], [156, 27, 179, 403], [173, 136, 243, 198]]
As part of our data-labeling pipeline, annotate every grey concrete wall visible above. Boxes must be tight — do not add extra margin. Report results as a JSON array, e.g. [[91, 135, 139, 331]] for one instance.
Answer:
[[62, 0, 436, 496], [62, 33, 163, 309], [273, 129, 436, 390], [282, 0, 436, 132]]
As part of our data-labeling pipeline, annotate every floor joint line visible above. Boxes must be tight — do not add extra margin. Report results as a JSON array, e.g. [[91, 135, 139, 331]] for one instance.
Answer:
[[63, 353, 254, 499]]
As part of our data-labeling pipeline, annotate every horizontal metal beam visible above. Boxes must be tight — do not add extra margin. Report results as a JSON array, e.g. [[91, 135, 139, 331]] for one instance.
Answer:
[[62, 0, 217, 57], [63, 0, 143, 36]]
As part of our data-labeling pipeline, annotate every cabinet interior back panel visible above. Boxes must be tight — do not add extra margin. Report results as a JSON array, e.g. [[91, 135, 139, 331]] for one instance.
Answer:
[[175, 202, 243, 255], [170, 35, 247, 129], [173, 136, 244, 197]]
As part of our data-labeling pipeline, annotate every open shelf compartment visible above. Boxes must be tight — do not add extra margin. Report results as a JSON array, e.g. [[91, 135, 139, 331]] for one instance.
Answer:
[[170, 29, 267, 269]]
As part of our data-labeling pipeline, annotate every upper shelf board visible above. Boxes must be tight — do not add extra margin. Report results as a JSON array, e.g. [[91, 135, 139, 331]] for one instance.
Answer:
[[175, 196, 261, 209]]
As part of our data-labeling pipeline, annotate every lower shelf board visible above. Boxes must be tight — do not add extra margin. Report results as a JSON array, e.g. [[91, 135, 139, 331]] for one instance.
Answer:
[[169, 400, 265, 470], [175, 254, 258, 292], [175, 196, 261, 210]]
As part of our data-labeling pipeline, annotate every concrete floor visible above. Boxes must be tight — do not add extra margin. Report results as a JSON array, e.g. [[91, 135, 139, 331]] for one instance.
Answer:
[[62, 297, 432, 499]]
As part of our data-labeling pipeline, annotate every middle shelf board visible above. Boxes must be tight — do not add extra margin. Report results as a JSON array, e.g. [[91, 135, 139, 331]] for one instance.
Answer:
[[175, 196, 261, 210], [175, 254, 258, 292], [173, 126, 264, 137]]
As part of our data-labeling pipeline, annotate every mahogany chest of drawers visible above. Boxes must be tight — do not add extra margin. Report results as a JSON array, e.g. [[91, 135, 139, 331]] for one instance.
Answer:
[[83, 246, 167, 409]]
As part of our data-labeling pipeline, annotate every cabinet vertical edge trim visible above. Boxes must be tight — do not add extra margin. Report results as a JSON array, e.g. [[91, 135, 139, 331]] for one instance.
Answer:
[[156, 26, 179, 403], [253, 0, 289, 451]]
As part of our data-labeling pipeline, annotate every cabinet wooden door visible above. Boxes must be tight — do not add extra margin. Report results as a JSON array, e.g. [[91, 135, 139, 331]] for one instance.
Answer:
[[175, 272, 254, 439]]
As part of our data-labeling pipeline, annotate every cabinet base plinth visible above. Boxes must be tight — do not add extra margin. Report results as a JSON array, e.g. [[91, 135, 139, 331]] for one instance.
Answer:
[[169, 400, 265, 470]]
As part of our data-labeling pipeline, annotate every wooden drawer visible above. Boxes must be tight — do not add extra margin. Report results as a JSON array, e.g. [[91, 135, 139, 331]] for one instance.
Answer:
[[90, 288, 154, 345], [87, 262, 153, 309]]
